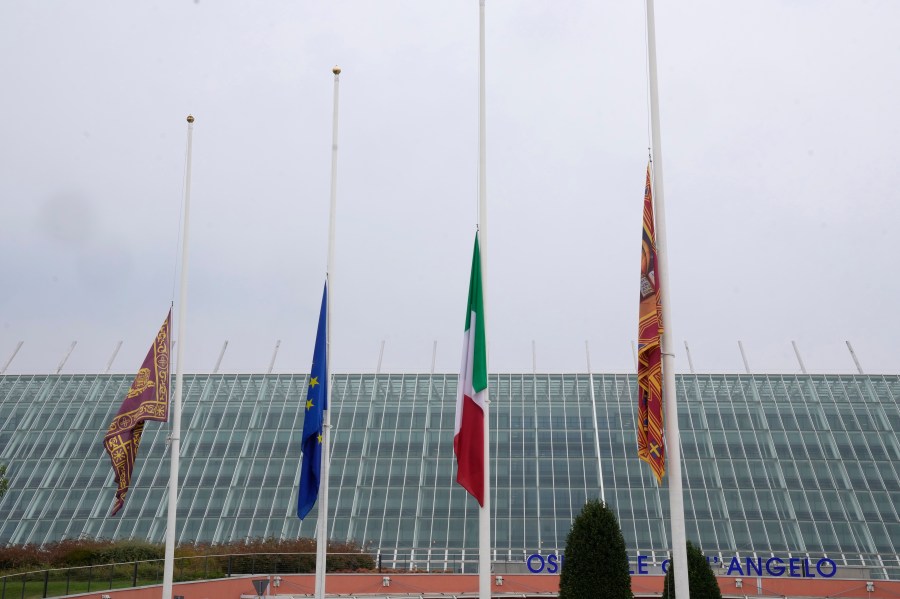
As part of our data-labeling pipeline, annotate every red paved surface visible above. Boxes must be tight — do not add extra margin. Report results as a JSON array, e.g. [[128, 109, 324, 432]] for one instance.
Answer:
[[66, 573, 900, 598]]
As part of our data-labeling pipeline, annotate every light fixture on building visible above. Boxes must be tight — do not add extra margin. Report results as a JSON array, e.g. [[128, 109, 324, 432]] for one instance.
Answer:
[[495, 575, 504, 586], [273, 575, 282, 588], [735, 578, 743, 589], [866, 582, 874, 592], [382, 576, 391, 587]]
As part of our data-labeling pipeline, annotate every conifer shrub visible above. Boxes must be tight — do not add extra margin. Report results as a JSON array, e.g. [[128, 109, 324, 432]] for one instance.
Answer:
[[559, 499, 633, 599], [661, 541, 723, 599]]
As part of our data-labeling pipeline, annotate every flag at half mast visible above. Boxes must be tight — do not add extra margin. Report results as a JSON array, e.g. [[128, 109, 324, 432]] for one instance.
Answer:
[[637, 166, 666, 483], [455, 233, 487, 505], [103, 310, 171, 516], [297, 283, 328, 520]]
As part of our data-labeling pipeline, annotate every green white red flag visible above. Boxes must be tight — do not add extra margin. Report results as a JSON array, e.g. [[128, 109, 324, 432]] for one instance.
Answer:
[[454, 234, 487, 505]]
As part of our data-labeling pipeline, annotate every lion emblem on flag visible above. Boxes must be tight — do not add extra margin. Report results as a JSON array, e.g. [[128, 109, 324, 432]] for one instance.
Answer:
[[126, 368, 155, 399]]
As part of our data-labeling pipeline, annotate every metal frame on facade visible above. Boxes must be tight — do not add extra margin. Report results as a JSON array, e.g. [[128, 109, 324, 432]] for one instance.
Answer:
[[0, 372, 898, 578]]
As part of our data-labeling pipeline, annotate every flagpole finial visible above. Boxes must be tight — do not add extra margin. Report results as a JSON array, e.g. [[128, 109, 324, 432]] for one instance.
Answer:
[[186, 115, 195, 123], [332, 66, 341, 75]]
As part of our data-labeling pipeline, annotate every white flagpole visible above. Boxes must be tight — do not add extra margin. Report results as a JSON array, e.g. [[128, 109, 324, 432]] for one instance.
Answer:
[[477, 2, 491, 597], [584, 342, 604, 503], [644, 3, 689, 598], [315, 65, 341, 599], [162, 114, 194, 599]]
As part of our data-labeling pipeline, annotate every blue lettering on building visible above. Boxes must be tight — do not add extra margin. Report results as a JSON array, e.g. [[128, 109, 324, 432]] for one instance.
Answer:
[[526, 554, 544, 574], [526, 552, 839, 578], [746, 557, 763, 576], [766, 557, 785, 576], [817, 558, 837, 578], [546, 553, 560, 574], [637, 555, 649, 575]]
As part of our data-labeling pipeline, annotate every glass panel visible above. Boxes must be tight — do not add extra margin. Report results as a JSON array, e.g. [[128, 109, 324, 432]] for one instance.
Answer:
[[0, 372, 898, 568]]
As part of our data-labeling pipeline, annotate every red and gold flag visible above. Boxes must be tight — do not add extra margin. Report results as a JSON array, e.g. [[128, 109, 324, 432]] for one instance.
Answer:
[[637, 166, 665, 483], [104, 310, 171, 515]]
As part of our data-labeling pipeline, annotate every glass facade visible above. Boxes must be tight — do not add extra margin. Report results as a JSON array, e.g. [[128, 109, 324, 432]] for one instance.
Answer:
[[0, 372, 898, 574]]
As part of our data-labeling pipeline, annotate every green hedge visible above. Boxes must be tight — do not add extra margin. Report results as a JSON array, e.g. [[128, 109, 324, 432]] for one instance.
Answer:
[[0, 537, 374, 577]]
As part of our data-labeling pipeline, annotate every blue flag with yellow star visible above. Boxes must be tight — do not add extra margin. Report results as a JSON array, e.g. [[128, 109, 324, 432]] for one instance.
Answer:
[[298, 283, 328, 520]]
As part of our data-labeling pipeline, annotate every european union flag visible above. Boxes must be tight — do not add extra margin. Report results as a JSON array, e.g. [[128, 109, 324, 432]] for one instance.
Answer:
[[298, 283, 328, 520]]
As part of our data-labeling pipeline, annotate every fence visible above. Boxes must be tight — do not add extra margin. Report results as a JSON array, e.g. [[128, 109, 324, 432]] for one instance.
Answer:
[[2, 548, 898, 599], [0, 552, 372, 599]]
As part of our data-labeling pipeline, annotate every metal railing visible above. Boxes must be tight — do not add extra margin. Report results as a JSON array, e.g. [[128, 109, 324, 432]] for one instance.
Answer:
[[2, 548, 898, 598], [373, 547, 900, 580], [0, 551, 373, 599]]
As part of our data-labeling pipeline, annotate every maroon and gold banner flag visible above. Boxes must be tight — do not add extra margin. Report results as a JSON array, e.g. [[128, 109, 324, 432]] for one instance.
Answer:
[[104, 310, 171, 515], [637, 166, 666, 484]]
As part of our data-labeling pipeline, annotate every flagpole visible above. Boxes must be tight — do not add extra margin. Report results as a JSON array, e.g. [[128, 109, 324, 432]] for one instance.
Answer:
[[477, 2, 491, 597], [315, 65, 341, 599], [644, 3, 689, 598], [584, 342, 604, 503], [162, 114, 194, 599]]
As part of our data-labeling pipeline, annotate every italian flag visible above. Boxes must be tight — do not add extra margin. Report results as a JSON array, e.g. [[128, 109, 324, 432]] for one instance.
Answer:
[[454, 234, 487, 506]]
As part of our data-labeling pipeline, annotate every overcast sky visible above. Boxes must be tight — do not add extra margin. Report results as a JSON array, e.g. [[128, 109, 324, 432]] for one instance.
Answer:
[[1, 1, 898, 376]]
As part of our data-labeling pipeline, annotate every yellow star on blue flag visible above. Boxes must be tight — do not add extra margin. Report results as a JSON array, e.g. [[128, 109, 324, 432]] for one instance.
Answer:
[[298, 283, 328, 520]]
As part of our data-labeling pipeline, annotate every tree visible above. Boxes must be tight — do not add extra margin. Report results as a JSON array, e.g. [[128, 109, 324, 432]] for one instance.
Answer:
[[559, 499, 633, 599], [0, 464, 7, 499], [661, 541, 723, 599]]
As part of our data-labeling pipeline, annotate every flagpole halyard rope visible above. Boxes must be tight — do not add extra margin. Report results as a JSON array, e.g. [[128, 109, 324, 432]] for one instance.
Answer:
[[162, 113, 194, 599], [476, 3, 491, 599], [170, 124, 190, 305]]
